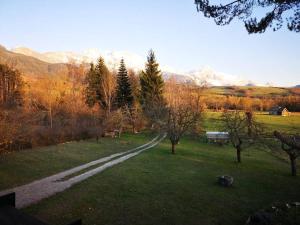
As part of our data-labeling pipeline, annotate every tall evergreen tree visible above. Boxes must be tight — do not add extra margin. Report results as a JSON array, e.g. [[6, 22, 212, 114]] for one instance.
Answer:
[[85, 62, 97, 107], [140, 50, 166, 126], [140, 50, 164, 105], [85, 57, 114, 112], [116, 59, 133, 108]]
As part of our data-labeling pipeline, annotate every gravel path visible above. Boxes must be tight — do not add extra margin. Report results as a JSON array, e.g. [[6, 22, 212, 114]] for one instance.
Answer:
[[0, 134, 166, 208]]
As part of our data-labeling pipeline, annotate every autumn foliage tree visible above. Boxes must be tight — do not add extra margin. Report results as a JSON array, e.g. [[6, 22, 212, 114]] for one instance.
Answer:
[[0, 64, 23, 107]]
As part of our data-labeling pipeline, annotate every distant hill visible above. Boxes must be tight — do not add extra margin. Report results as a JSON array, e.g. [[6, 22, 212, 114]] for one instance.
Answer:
[[0, 46, 68, 77]]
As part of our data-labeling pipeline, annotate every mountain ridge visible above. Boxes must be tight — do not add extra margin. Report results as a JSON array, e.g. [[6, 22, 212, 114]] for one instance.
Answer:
[[0, 46, 68, 77], [11, 46, 260, 86], [2, 45, 292, 87]]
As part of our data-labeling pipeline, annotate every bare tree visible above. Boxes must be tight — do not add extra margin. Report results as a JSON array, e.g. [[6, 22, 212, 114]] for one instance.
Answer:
[[165, 80, 204, 154], [222, 110, 263, 163], [274, 131, 300, 176]]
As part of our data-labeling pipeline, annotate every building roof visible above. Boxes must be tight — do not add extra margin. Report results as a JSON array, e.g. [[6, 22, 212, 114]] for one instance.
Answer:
[[269, 106, 288, 113]]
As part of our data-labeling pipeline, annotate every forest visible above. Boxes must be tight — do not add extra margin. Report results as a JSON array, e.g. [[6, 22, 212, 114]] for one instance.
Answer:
[[0, 50, 299, 153]]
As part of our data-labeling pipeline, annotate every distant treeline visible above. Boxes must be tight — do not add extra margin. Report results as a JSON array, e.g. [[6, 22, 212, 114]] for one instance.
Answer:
[[202, 95, 300, 112], [0, 50, 162, 152]]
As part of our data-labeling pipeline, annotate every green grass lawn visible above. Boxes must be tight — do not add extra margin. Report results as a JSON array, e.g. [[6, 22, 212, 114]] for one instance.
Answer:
[[0, 133, 152, 190], [22, 136, 300, 225], [0, 112, 299, 225], [203, 111, 300, 133]]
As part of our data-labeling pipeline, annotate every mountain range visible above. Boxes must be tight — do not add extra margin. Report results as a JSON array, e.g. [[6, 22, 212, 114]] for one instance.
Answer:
[[2, 45, 257, 86], [0, 45, 67, 77]]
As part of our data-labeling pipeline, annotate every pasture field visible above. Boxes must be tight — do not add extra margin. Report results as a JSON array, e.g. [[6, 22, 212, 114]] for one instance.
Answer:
[[0, 112, 299, 225], [203, 111, 300, 133]]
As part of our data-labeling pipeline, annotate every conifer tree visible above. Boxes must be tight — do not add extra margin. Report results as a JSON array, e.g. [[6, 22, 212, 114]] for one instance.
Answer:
[[115, 59, 133, 108], [85, 62, 97, 107], [85, 57, 115, 113], [140, 50, 166, 126], [140, 50, 164, 105]]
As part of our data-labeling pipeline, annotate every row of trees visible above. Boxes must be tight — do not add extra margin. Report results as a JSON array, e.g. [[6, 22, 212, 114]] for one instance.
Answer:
[[0, 62, 97, 151], [203, 95, 300, 112], [0, 50, 168, 152], [84, 50, 165, 135], [220, 109, 300, 176], [83, 50, 203, 154]]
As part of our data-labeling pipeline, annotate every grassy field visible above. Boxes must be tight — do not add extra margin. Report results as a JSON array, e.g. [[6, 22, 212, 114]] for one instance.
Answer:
[[22, 136, 300, 225], [0, 133, 152, 190], [0, 112, 299, 225], [203, 111, 300, 133]]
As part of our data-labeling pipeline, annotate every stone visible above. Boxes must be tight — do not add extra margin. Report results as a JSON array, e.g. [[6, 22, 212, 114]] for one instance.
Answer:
[[217, 175, 234, 187]]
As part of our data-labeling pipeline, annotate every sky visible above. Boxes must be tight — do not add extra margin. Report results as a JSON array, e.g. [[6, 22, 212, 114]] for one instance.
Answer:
[[0, 0, 299, 86]]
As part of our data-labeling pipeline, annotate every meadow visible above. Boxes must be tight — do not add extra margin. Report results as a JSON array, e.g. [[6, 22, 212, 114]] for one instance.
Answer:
[[203, 111, 300, 133], [0, 112, 299, 225]]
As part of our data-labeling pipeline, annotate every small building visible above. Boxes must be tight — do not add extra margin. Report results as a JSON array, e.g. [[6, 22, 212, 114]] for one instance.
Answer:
[[206, 132, 229, 144], [269, 106, 291, 116]]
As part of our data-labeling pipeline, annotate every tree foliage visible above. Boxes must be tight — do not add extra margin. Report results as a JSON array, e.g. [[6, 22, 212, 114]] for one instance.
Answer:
[[195, 0, 300, 33], [115, 59, 133, 108], [0, 64, 23, 107], [140, 50, 165, 105], [85, 58, 116, 114], [140, 50, 166, 126]]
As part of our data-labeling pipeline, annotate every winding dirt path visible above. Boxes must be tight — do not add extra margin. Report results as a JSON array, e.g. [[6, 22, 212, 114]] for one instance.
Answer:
[[0, 134, 166, 208]]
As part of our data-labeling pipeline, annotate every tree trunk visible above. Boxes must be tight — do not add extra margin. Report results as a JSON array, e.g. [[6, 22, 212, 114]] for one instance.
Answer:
[[290, 156, 297, 176], [171, 142, 176, 154], [132, 123, 136, 134], [236, 146, 241, 163], [49, 107, 53, 129]]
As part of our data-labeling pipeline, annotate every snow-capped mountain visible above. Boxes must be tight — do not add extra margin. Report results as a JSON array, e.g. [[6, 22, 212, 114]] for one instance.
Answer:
[[12, 47, 145, 71], [11, 46, 257, 86], [187, 67, 255, 86], [163, 66, 257, 86]]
